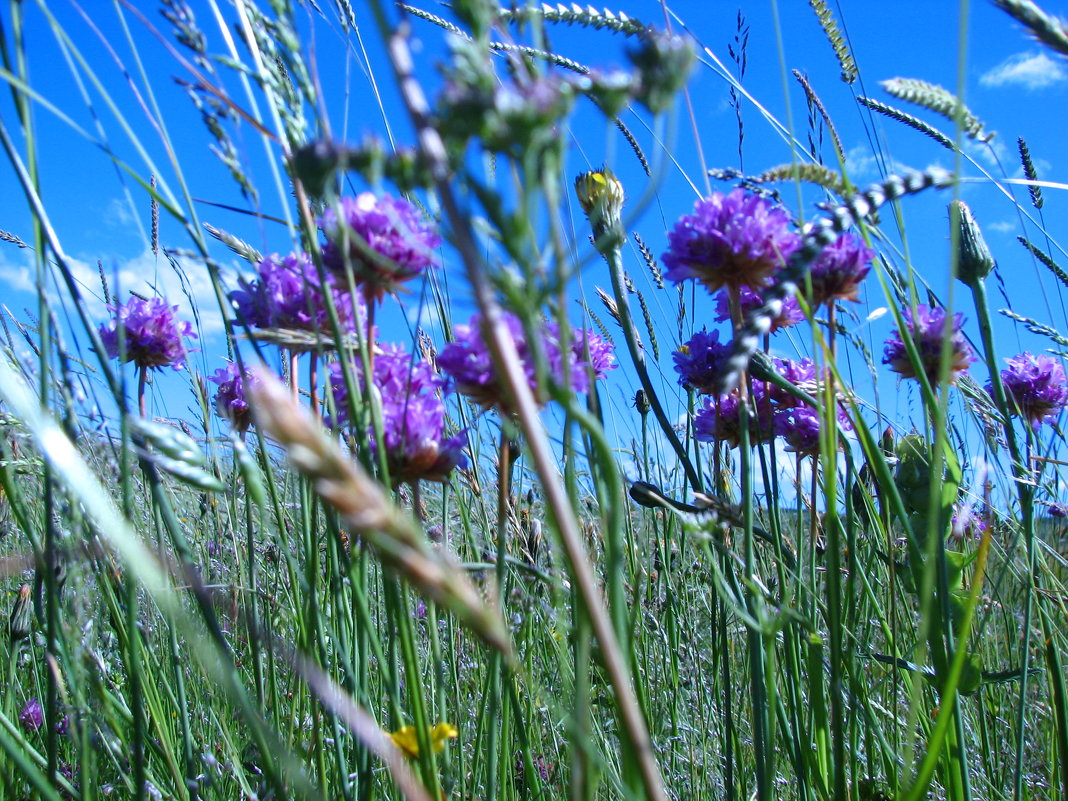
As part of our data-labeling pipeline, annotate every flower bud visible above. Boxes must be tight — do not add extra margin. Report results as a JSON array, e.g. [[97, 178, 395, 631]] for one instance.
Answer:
[[574, 168, 625, 250], [952, 200, 995, 285], [8, 583, 31, 643]]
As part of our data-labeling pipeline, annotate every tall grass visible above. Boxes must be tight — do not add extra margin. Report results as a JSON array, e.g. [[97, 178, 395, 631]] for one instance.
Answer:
[[0, 1, 1066, 800]]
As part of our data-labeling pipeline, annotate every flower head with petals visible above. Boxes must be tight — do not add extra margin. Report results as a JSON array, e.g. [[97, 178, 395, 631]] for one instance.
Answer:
[[673, 328, 731, 394], [98, 296, 195, 371], [329, 344, 467, 485], [438, 312, 616, 411], [882, 304, 975, 384], [230, 252, 367, 341], [663, 189, 801, 295], [209, 363, 258, 433], [320, 193, 440, 301], [991, 351, 1068, 430], [806, 233, 874, 307]]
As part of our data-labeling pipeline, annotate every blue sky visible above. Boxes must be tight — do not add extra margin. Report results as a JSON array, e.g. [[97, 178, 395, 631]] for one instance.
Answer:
[[1, 0, 1067, 499]]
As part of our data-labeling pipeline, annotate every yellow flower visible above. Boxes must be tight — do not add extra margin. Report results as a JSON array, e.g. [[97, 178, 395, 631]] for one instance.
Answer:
[[389, 722, 458, 759]]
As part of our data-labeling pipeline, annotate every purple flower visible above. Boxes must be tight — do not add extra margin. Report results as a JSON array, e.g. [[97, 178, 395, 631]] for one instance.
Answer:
[[673, 328, 731, 394], [713, 285, 804, 332], [437, 312, 616, 411], [330, 344, 467, 485], [766, 357, 818, 409], [882, 304, 975, 384], [693, 381, 775, 448], [663, 190, 801, 295], [320, 193, 441, 300], [98, 296, 195, 371], [19, 698, 42, 732], [209, 363, 258, 433], [1048, 502, 1068, 520], [774, 406, 823, 456], [991, 352, 1068, 430], [805, 233, 874, 306], [230, 252, 367, 339]]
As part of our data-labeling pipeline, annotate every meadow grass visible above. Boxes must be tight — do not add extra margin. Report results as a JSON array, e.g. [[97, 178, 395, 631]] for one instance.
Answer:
[[0, 1, 1067, 800]]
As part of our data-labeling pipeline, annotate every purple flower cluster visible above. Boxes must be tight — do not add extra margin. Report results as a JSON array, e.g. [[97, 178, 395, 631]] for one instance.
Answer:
[[693, 356, 849, 455], [329, 344, 467, 485], [713, 285, 804, 332], [437, 312, 616, 410], [662, 189, 801, 295], [98, 296, 195, 371], [992, 352, 1068, 430], [19, 698, 42, 732], [882, 304, 975, 384], [694, 383, 775, 448], [806, 233, 874, 307], [209, 363, 258, 433], [231, 252, 366, 337], [673, 328, 731, 393], [320, 193, 441, 300]]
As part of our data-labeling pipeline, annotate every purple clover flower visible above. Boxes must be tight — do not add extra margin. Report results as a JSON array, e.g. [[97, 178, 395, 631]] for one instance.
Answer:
[[329, 344, 467, 485], [437, 312, 616, 411], [693, 381, 775, 448], [713, 285, 804, 332], [320, 193, 441, 301], [19, 698, 42, 732], [673, 328, 731, 394], [774, 406, 824, 456], [806, 233, 874, 307], [1048, 501, 1068, 520], [882, 304, 975, 384], [765, 357, 818, 409], [230, 252, 367, 339], [992, 352, 1068, 430], [208, 363, 258, 433], [663, 189, 801, 295], [98, 296, 195, 371]]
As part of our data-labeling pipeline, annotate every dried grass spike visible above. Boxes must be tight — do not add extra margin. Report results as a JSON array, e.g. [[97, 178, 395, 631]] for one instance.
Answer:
[[992, 0, 1068, 58], [1018, 236, 1068, 290], [496, 4, 649, 37], [808, 0, 858, 84], [398, 4, 465, 36], [756, 163, 848, 197], [578, 300, 613, 343], [632, 232, 663, 288], [204, 223, 264, 266], [636, 290, 658, 360], [858, 96, 956, 150], [881, 78, 992, 142], [793, 69, 846, 161], [595, 286, 622, 326], [1017, 137, 1044, 209], [0, 230, 27, 249], [1000, 308, 1068, 346]]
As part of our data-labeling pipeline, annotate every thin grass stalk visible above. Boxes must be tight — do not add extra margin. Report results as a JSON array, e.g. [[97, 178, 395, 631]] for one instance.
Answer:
[[485, 432, 514, 801]]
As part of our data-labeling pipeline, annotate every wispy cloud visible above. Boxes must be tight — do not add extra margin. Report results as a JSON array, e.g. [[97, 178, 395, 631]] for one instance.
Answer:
[[981, 52, 1067, 90], [0, 246, 226, 338]]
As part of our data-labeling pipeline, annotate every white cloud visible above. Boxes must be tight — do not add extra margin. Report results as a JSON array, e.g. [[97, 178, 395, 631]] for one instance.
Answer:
[[981, 52, 1067, 90], [844, 144, 878, 180], [989, 220, 1016, 233], [0, 246, 226, 338]]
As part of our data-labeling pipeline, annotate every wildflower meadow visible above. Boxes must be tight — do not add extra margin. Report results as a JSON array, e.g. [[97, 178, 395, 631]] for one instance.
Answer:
[[2, 1, 1068, 800]]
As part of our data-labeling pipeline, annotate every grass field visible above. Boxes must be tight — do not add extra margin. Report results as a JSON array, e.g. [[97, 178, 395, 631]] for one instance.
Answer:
[[1, 1, 1068, 800]]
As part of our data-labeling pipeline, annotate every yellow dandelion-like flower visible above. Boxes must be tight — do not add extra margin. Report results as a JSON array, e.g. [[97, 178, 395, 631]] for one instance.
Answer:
[[389, 722, 459, 759]]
